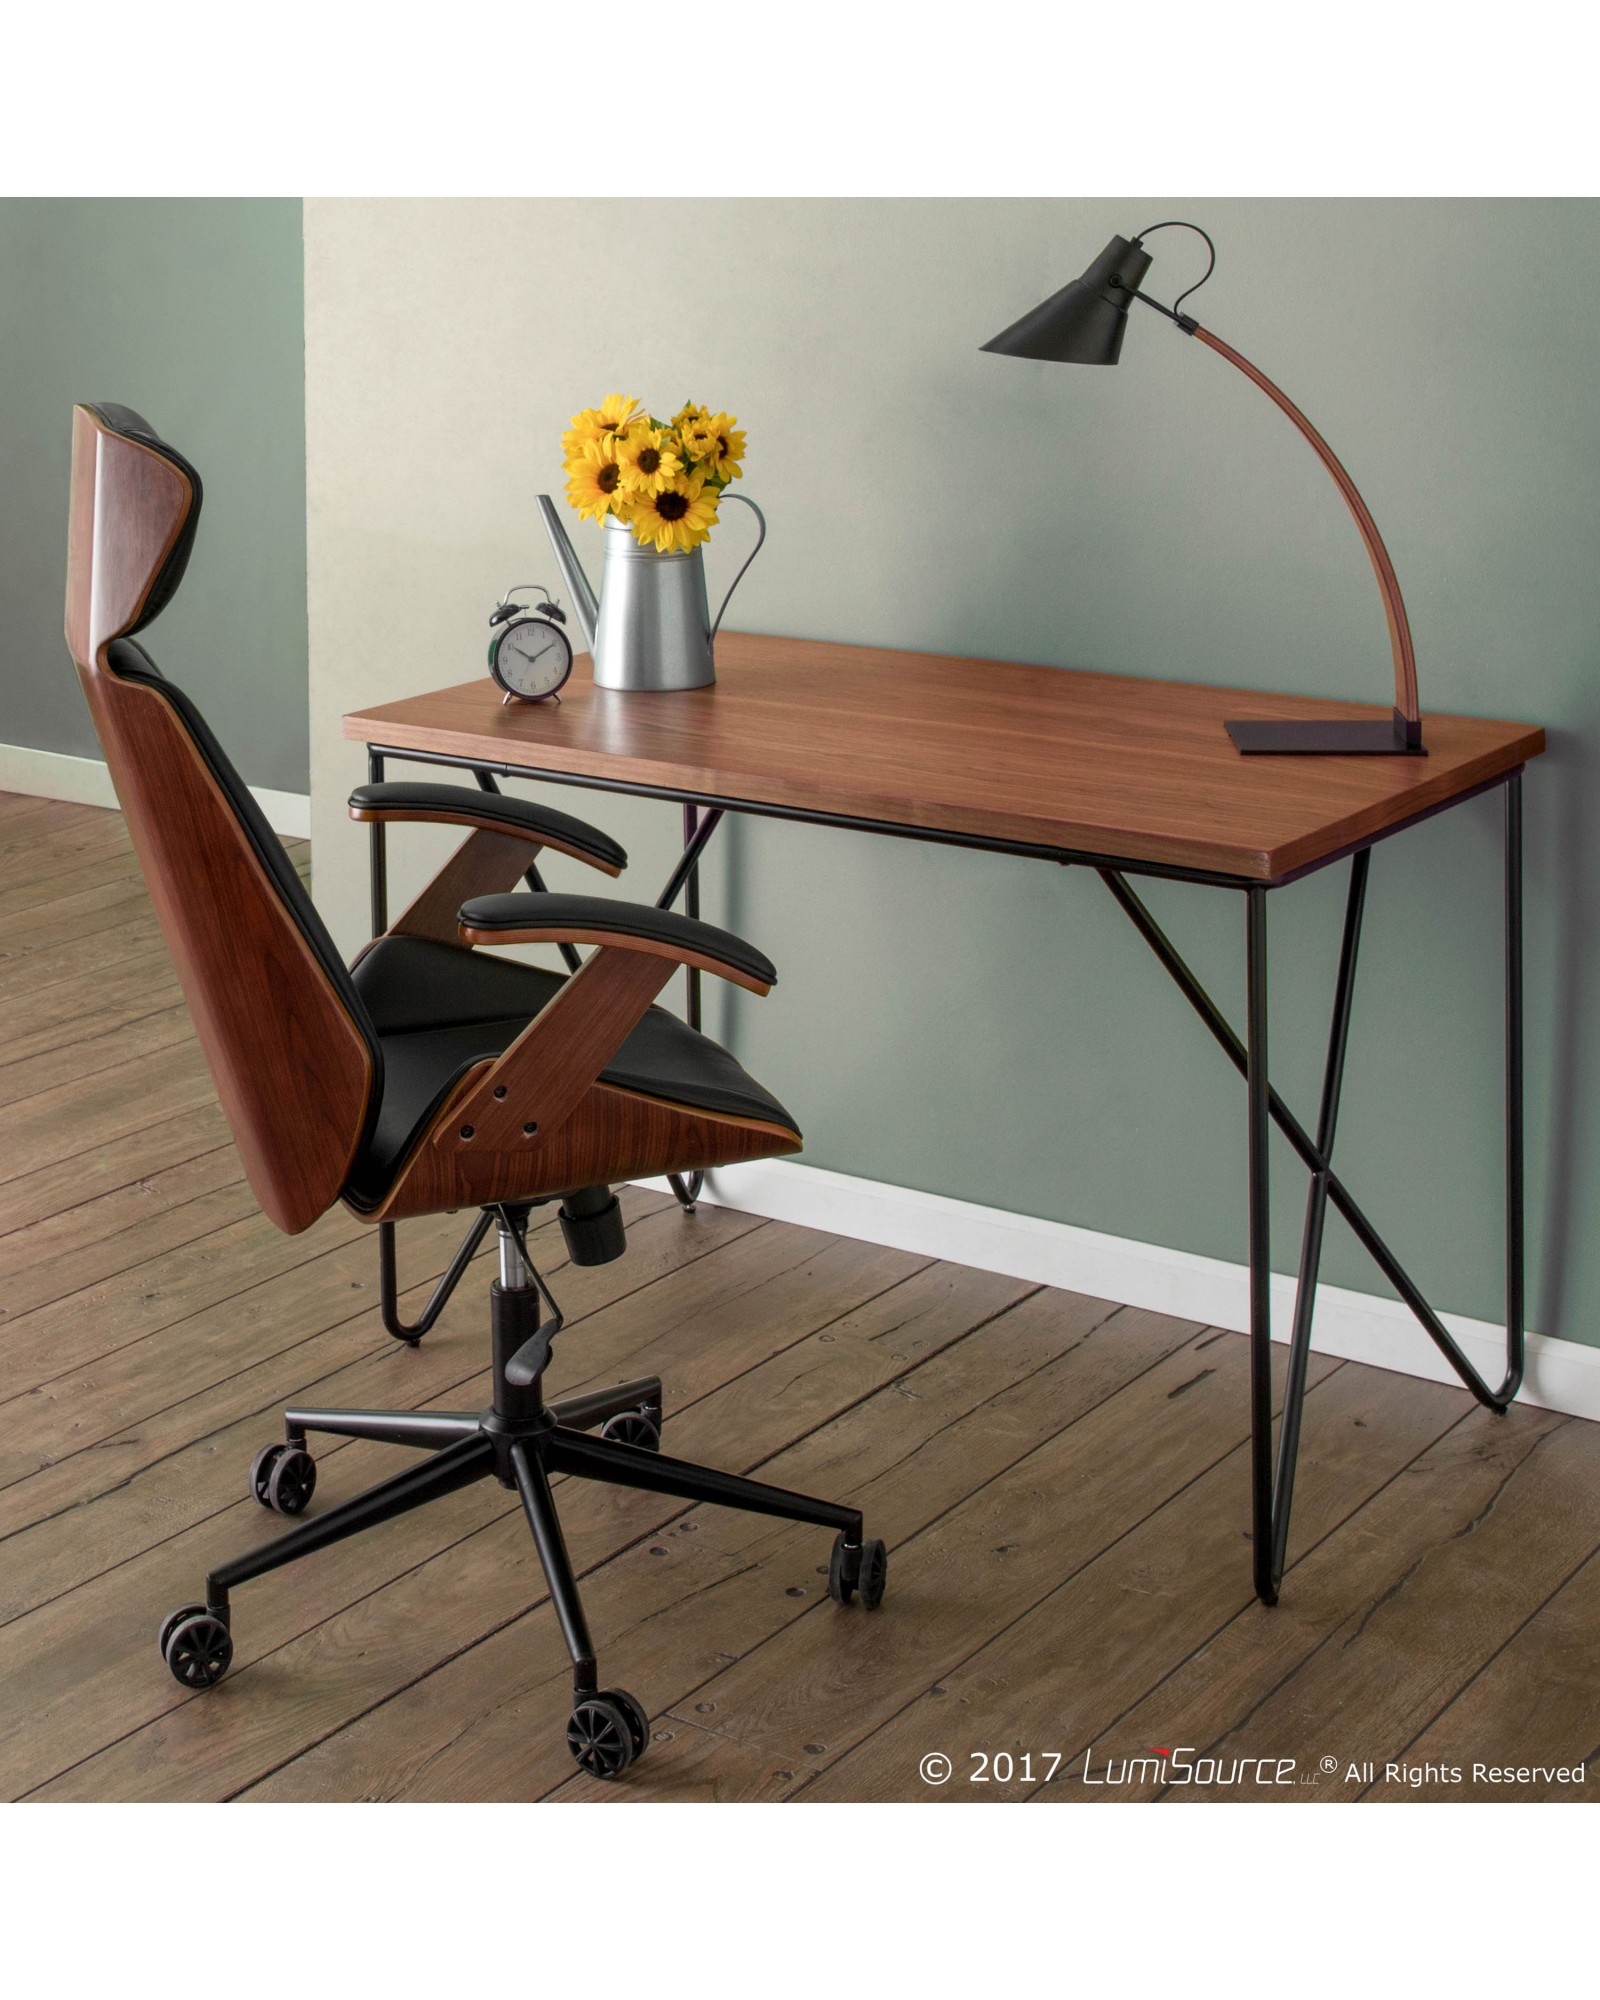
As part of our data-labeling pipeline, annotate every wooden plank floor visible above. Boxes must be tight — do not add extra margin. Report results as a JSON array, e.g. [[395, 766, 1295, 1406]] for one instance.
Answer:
[[1, 791, 1595, 1804]]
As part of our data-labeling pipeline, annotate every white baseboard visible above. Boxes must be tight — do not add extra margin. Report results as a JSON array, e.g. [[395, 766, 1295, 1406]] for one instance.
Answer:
[[638, 1158, 1600, 1425], [0, 742, 311, 840]]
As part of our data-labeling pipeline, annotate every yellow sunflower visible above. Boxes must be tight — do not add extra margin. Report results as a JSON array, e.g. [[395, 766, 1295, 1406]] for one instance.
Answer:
[[562, 392, 642, 457], [564, 437, 632, 523], [671, 402, 717, 466], [699, 411, 746, 484], [615, 422, 683, 496], [628, 470, 720, 554]]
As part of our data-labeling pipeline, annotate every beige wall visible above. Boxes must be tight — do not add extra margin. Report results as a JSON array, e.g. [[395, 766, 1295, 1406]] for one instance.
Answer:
[[307, 193, 1367, 950], [305, 198, 1599, 1338], [305, 195, 1200, 954]]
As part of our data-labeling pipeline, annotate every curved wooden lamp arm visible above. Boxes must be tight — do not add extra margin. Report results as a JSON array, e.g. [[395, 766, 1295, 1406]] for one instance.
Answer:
[[1190, 325, 1420, 728]]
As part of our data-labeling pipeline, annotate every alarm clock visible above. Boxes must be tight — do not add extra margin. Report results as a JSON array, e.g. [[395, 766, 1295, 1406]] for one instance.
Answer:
[[487, 584, 574, 704]]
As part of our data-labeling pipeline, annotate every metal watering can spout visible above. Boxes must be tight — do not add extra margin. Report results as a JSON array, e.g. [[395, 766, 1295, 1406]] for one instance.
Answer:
[[535, 495, 598, 655]]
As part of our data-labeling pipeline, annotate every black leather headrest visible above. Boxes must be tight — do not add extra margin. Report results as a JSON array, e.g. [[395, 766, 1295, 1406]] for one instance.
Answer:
[[87, 402, 204, 632]]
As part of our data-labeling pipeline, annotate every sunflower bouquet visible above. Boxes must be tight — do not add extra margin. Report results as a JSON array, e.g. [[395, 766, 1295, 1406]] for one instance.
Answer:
[[563, 394, 746, 555]]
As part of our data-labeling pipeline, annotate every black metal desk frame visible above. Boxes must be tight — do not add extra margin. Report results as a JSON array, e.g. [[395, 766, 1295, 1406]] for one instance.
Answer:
[[359, 738, 1526, 1606]]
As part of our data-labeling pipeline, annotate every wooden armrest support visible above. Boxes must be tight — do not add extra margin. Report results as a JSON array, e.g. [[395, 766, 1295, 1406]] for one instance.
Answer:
[[439, 945, 678, 1152], [458, 892, 777, 995], [349, 782, 626, 876], [379, 829, 547, 946]]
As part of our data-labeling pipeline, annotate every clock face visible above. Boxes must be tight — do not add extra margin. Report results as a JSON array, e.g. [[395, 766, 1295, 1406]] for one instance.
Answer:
[[496, 618, 572, 700]]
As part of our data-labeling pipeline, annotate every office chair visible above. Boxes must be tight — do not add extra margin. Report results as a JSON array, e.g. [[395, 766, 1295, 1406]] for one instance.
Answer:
[[64, 403, 887, 1779]]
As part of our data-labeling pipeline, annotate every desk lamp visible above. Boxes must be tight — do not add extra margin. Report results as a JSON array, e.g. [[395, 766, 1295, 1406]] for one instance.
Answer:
[[982, 222, 1424, 755]]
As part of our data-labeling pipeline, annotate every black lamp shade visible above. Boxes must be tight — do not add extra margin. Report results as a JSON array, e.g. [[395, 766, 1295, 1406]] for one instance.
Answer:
[[981, 234, 1154, 365]]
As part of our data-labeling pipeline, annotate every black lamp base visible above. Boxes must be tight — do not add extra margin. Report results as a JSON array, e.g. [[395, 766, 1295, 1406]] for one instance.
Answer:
[[1226, 710, 1425, 756]]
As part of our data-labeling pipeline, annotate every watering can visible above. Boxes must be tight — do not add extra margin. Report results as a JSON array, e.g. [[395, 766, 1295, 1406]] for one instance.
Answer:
[[535, 492, 766, 692]]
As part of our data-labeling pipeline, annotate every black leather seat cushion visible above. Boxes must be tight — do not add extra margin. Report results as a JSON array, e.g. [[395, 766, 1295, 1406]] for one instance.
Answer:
[[347, 937, 798, 1206]]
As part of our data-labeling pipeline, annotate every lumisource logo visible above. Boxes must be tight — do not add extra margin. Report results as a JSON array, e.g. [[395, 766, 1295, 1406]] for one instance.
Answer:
[[1080, 1745, 1299, 1788]]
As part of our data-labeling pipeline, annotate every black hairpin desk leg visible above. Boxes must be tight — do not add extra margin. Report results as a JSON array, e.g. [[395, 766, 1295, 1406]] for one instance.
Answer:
[[1102, 766, 1526, 1606], [1245, 860, 1369, 1602], [1268, 850, 1370, 1593], [367, 747, 388, 935], [1245, 883, 1276, 1602], [1504, 770, 1526, 1403], [378, 1208, 494, 1345], [659, 803, 725, 1213]]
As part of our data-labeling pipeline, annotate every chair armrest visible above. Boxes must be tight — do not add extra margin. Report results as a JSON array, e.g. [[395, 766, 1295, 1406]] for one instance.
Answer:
[[458, 892, 777, 995], [426, 898, 778, 1160], [349, 782, 626, 876]]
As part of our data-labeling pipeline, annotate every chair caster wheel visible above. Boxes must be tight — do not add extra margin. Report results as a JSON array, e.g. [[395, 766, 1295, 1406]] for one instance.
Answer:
[[567, 1690, 649, 1779], [160, 1605, 233, 1688], [828, 1533, 888, 1609], [249, 1442, 317, 1515], [599, 1410, 661, 1451], [600, 1686, 650, 1759]]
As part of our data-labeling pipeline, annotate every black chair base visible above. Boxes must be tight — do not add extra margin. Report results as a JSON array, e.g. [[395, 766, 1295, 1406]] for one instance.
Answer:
[[159, 1215, 886, 1782]]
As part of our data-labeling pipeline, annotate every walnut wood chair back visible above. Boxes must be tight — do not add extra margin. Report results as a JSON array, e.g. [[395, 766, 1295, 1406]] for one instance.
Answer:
[[64, 403, 377, 1233]]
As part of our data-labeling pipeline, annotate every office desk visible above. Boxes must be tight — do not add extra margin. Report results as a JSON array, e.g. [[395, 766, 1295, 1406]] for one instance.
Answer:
[[347, 632, 1545, 1604]]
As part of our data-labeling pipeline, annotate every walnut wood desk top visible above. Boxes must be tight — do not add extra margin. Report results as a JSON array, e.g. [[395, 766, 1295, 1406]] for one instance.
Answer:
[[345, 633, 1544, 885]]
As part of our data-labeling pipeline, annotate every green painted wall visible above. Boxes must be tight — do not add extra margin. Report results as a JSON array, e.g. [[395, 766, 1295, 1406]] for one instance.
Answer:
[[0, 198, 309, 793], [296, 197, 1597, 1347]]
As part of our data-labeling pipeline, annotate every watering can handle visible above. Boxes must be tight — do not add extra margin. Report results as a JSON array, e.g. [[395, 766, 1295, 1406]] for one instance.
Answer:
[[709, 494, 767, 644]]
